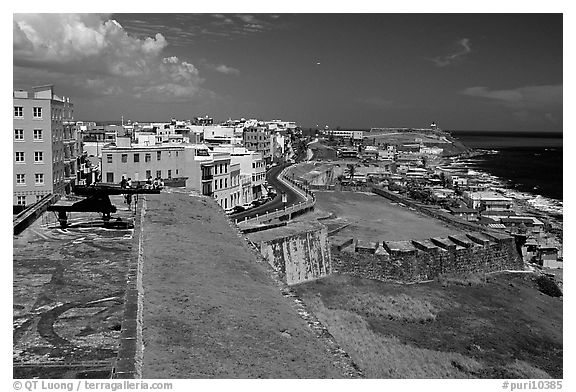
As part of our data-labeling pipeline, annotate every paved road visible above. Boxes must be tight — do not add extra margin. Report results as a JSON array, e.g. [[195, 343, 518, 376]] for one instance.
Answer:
[[230, 163, 306, 222]]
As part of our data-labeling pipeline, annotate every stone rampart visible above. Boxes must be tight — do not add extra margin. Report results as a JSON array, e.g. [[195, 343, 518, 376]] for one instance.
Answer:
[[331, 231, 523, 283], [247, 222, 332, 285]]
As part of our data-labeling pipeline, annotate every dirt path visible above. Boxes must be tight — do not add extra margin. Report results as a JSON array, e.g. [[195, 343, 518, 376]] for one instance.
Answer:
[[140, 192, 348, 378]]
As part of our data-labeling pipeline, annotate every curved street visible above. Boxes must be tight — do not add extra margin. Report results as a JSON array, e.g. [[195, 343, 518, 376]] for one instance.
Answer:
[[230, 163, 307, 222]]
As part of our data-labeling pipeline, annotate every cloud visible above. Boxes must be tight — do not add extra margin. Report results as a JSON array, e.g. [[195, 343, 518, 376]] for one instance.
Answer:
[[115, 14, 280, 45], [461, 85, 562, 124], [214, 64, 240, 75], [461, 85, 562, 108], [429, 38, 472, 67], [13, 13, 207, 102], [198, 59, 240, 76]]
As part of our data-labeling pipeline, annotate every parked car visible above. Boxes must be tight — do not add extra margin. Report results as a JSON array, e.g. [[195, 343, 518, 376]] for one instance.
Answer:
[[232, 205, 246, 213], [252, 199, 266, 207]]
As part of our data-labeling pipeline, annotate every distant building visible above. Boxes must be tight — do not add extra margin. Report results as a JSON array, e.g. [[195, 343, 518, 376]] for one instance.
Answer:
[[194, 116, 214, 126], [326, 129, 363, 140], [448, 207, 479, 222], [13, 85, 80, 207], [212, 146, 266, 202], [203, 126, 243, 145], [463, 191, 513, 212], [100, 143, 185, 184], [243, 126, 272, 164], [337, 147, 359, 159]]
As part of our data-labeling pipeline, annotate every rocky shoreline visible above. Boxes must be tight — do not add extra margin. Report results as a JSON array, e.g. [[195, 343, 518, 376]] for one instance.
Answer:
[[447, 150, 563, 249]]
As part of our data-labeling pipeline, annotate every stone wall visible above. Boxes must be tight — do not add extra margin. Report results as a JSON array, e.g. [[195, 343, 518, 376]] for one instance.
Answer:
[[248, 222, 332, 285], [371, 185, 492, 233], [331, 231, 524, 283]]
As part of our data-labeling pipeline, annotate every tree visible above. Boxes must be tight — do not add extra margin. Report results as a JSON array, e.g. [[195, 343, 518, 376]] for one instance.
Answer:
[[345, 164, 356, 181], [439, 172, 447, 187]]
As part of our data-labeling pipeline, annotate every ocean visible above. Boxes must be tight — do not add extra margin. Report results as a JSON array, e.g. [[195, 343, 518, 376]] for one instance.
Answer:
[[450, 131, 563, 215]]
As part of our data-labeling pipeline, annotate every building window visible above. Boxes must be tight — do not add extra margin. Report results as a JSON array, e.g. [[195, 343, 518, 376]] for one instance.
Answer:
[[36, 195, 44, 202], [134, 153, 140, 163], [14, 129, 24, 140], [121, 154, 128, 163], [176, 169, 179, 175], [14, 106, 23, 118], [17, 196, 26, 206], [33, 129, 43, 141], [145, 170, 151, 179], [16, 174, 25, 185], [220, 178, 223, 188], [33, 107, 42, 118], [34, 151, 44, 163], [157, 151, 161, 161], [156, 170, 161, 179], [145, 153, 151, 162], [176, 151, 179, 157], [35, 173, 44, 185], [15, 152, 25, 162], [225, 178, 228, 188], [107, 154, 113, 164], [168, 170, 172, 179], [106, 172, 114, 183]]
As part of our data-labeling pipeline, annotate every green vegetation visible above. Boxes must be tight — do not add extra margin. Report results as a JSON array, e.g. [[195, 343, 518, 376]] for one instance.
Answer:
[[295, 272, 562, 378]]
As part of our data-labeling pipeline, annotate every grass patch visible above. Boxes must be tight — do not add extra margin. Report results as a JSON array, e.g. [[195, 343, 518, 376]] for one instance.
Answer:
[[295, 273, 562, 379], [437, 272, 488, 287], [308, 296, 482, 378], [505, 359, 552, 379], [345, 292, 439, 323]]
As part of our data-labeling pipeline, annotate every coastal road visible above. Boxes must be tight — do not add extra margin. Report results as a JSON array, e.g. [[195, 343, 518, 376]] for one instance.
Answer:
[[230, 163, 307, 222]]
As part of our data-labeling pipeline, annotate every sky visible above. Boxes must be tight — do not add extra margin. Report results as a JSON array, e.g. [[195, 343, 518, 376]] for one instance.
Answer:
[[13, 13, 563, 132]]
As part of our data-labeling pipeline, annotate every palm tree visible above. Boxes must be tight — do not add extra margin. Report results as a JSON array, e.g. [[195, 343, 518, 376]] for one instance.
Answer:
[[345, 163, 356, 181]]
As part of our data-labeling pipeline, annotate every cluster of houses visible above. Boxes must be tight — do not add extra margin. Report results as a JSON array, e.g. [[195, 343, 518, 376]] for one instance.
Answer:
[[312, 127, 562, 269], [82, 117, 297, 212], [13, 85, 299, 214]]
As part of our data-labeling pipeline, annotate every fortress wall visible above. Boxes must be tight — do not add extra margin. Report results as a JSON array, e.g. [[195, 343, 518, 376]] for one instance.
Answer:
[[255, 223, 332, 285], [332, 233, 523, 283]]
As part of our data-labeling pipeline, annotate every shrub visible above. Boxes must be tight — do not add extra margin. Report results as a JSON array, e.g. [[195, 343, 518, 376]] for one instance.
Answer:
[[535, 275, 562, 297]]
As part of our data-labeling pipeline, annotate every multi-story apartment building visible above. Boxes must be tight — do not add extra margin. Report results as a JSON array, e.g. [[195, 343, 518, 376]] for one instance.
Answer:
[[243, 126, 272, 164], [13, 85, 79, 207], [100, 138, 186, 184], [212, 146, 266, 202], [325, 129, 364, 140], [203, 126, 243, 145], [100, 140, 243, 211]]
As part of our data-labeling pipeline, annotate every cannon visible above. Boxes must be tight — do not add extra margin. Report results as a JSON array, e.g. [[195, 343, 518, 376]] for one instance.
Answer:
[[48, 183, 161, 228]]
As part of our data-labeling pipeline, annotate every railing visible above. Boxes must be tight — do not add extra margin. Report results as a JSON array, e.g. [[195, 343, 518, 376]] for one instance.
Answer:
[[13, 193, 61, 235], [235, 165, 315, 226]]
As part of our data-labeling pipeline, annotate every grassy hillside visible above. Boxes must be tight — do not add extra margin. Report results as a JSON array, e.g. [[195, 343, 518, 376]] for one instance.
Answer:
[[293, 272, 562, 379]]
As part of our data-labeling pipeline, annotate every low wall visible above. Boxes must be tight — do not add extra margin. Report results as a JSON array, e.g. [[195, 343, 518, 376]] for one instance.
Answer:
[[248, 222, 332, 285], [331, 232, 524, 283], [13, 193, 61, 235], [372, 185, 495, 233]]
